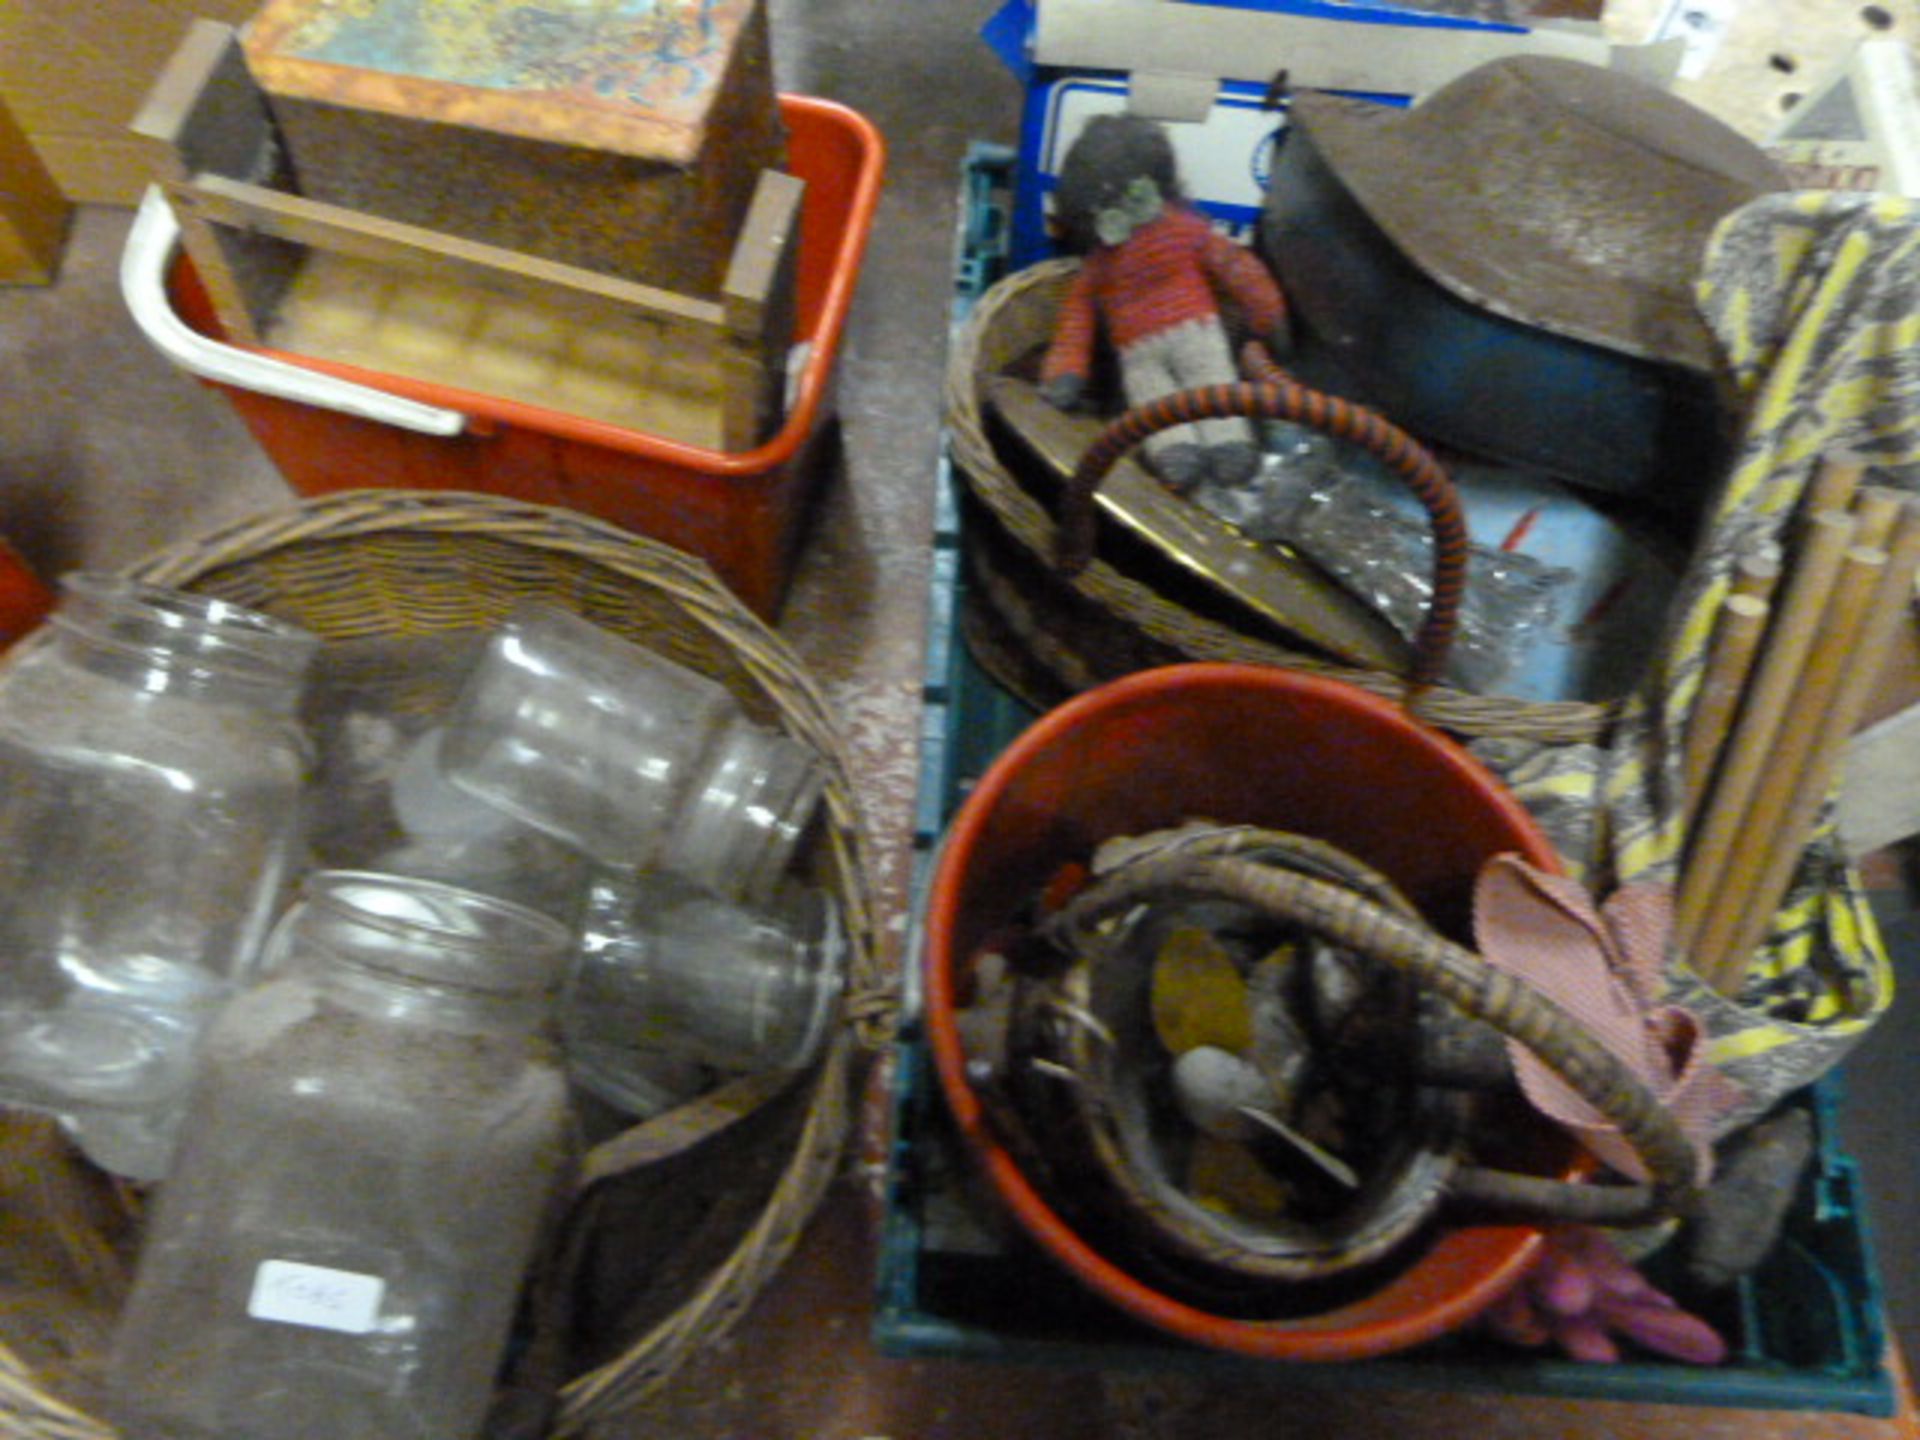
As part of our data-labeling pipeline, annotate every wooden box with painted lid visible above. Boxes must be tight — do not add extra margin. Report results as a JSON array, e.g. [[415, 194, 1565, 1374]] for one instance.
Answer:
[[238, 0, 786, 302], [135, 15, 804, 455]]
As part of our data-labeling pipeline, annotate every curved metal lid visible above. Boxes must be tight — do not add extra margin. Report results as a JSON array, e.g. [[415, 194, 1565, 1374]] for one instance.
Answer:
[[1285, 56, 1785, 372]]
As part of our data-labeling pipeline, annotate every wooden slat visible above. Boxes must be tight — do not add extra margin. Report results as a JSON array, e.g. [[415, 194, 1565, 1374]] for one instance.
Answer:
[[720, 170, 805, 451], [724, 170, 806, 319], [131, 20, 299, 341], [129, 18, 273, 183], [175, 173, 729, 337], [267, 251, 733, 449]]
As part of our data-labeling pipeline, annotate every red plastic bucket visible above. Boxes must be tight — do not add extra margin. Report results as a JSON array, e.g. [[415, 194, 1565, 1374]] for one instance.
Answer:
[[922, 662, 1573, 1361]]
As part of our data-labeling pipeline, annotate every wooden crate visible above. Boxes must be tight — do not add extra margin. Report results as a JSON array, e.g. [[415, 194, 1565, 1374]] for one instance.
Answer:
[[134, 20, 802, 454], [239, 0, 786, 302]]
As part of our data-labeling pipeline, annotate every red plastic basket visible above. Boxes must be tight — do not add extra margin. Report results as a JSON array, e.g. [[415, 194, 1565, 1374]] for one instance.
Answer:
[[159, 95, 884, 620]]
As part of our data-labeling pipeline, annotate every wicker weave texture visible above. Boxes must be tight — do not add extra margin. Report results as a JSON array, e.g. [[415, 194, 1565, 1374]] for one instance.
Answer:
[[948, 259, 1614, 746], [0, 489, 883, 1438]]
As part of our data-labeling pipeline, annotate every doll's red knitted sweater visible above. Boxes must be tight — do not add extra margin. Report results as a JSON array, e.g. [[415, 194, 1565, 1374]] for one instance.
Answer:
[[1041, 205, 1288, 384]]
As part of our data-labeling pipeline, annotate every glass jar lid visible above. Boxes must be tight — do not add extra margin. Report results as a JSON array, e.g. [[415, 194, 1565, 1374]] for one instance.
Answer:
[[52, 573, 319, 690], [297, 870, 571, 998]]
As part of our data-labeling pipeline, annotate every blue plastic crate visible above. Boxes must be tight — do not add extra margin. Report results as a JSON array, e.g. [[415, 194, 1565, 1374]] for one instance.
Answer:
[[880, 492, 1899, 1411], [874, 144, 1903, 1416]]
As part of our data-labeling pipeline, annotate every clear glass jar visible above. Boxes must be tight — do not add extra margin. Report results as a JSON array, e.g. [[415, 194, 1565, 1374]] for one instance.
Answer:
[[0, 573, 318, 1178], [105, 871, 577, 1440], [297, 631, 588, 926], [567, 871, 843, 1099], [438, 604, 825, 906]]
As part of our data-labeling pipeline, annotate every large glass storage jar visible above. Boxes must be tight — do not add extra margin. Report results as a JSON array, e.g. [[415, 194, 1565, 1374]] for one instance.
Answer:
[[0, 573, 317, 1178], [106, 871, 577, 1440], [438, 603, 825, 905]]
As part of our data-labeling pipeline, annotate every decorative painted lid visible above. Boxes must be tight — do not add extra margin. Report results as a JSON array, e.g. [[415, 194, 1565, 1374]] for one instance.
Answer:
[[241, 0, 765, 164]]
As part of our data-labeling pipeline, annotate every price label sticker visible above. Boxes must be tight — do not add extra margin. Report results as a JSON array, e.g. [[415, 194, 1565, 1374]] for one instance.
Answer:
[[247, 1260, 386, 1336]]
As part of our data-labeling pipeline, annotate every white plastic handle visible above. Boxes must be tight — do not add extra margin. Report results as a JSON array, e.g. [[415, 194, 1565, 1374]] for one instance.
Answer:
[[121, 187, 468, 438]]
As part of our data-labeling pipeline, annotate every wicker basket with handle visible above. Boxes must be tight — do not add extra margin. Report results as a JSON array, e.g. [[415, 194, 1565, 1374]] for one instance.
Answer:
[[0, 489, 887, 1438], [947, 258, 1616, 744]]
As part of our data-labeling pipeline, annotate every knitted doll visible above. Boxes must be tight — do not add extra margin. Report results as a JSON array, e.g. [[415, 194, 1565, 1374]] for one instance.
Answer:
[[1040, 113, 1292, 491]]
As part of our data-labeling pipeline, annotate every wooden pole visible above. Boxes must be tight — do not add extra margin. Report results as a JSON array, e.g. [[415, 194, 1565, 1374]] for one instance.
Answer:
[[1730, 546, 1782, 605], [1702, 500, 1920, 993], [1687, 468, 1880, 823], [1693, 544, 1888, 992], [1803, 454, 1867, 517], [1681, 594, 1771, 826], [1677, 509, 1859, 955], [1847, 485, 1905, 552]]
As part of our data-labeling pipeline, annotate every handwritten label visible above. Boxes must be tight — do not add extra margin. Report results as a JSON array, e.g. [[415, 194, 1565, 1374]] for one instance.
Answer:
[[248, 1260, 385, 1336]]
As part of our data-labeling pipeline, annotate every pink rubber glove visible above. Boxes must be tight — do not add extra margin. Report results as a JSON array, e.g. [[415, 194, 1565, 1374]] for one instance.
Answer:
[[1484, 1227, 1728, 1365]]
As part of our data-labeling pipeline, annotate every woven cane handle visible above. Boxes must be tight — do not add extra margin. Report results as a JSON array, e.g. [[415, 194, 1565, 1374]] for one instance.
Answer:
[[1050, 850, 1704, 1220], [1052, 345, 1467, 689]]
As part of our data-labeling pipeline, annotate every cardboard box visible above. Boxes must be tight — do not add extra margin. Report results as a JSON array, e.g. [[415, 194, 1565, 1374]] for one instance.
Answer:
[[0, 0, 256, 204]]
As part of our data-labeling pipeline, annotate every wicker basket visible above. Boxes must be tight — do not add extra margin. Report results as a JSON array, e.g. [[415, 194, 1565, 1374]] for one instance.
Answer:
[[947, 258, 1616, 745], [0, 490, 886, 1438]]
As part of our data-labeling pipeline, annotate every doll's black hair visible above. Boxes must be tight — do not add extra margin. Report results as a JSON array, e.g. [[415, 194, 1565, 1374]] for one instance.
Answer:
[[1052, 113, 1184, 252]]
